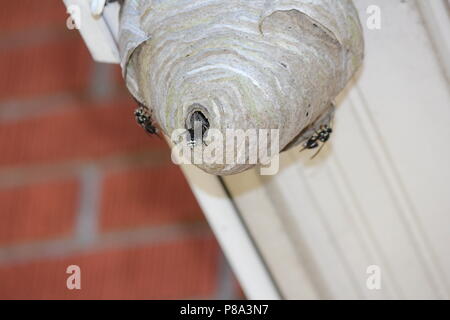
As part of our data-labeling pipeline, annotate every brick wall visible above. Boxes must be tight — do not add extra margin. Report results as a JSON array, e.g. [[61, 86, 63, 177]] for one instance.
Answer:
[[0, 1, 241, 300]]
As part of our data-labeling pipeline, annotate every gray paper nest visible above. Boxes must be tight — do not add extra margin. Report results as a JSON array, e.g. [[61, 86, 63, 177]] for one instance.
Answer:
[[118, 0, 364, 175]]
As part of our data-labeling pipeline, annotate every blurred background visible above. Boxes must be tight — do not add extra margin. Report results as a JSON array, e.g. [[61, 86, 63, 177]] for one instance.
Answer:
[[0, 0, 241, 299]]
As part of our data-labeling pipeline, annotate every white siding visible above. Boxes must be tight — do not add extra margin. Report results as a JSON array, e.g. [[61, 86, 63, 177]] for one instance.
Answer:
[[224, 0, 450, 299]]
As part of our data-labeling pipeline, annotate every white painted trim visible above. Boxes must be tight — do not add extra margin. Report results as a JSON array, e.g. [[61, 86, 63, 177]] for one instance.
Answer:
[[179, 165, 281, 300], [416, 0, 450, 82], [223, 171, 321, 299], [63, 0, 120, 63]]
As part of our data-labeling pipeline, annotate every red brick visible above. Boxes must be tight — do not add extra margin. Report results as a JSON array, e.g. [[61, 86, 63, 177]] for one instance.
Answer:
[[101, 164, 204, 231], [0, 36, 92, 100], [0, 1, 67, 35], [0, 179, 79, 245], [0, 237, 219, 299], [113, 64, 125, 85], [0, 99, 167, 167]]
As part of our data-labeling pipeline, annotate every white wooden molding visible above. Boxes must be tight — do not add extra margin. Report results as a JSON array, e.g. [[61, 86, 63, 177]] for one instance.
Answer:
[[63, 0, 120, 63], [416, 0, 450, 83], [179, 165, 281, 300]]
